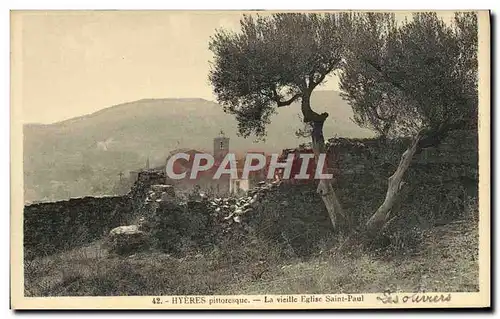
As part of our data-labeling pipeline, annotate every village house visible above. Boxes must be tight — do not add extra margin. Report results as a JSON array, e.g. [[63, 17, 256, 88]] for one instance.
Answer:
[[129, 132, 270, 196]]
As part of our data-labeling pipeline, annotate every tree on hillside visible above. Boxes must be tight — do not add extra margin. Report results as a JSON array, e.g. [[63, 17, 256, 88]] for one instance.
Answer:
[[340, 12, 478, 233], [209, 13, 350, 231], [209, 12, 478, 237]]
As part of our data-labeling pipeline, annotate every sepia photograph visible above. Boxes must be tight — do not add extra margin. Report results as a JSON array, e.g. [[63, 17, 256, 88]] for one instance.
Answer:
[[10, 9, 490, 309]]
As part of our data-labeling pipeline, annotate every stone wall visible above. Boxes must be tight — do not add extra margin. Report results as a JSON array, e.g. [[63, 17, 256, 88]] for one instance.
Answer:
[[24, 169, 171, 259], [326, 129, 478, 227], [327, 129, 477, 174], [24, 196, 135, 259]]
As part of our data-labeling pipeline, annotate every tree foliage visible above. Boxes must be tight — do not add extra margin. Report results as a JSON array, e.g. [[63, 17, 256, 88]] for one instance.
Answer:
[[339, 12, 478, 141], [209, 13, 349, 138]]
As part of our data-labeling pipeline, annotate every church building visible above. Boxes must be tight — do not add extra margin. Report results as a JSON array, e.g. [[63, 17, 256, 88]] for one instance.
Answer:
[[129, 131, 269, 196]]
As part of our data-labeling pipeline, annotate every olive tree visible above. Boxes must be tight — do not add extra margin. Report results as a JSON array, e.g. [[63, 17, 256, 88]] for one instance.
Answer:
[[340, 12, 478, 233], [209, 13, 350, 230]]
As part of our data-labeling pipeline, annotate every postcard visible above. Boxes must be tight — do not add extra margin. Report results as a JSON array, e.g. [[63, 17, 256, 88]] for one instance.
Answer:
[[10, 9, 490, 310]]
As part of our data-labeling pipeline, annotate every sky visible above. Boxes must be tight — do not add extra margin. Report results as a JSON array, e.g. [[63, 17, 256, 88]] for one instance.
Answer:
[[16, 11, 340, 124], [13, 10, 456, 124]]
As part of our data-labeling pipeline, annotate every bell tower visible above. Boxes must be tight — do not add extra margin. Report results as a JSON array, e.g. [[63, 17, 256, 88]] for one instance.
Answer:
[[213, 130, 229, 162]]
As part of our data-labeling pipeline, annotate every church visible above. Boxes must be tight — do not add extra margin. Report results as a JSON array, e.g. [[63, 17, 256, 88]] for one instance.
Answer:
[[160, 132, 269, 196]]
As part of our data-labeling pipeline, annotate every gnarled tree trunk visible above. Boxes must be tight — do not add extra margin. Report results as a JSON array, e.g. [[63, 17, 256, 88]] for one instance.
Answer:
[[365, 132, 422, 236], [301, 92, 349, 233]]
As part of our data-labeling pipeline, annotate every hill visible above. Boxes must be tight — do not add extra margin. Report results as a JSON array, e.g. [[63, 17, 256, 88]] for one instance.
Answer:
[[23, 90, 373, 202]]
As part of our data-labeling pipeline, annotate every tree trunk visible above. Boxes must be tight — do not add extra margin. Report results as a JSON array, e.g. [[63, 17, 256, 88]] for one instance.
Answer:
[[301, 92, 349, 233], [300, 89, 425, 240], [365, 132, 422, 236]]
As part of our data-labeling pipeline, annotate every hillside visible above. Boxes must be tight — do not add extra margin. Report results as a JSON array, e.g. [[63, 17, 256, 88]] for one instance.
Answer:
[[24, 219, 479, 296], [23, 90, 373, 202]]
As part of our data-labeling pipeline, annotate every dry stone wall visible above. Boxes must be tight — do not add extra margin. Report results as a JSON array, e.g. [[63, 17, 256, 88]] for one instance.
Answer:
[[24, 130, 478, 259], [24, 195, 135, 259]]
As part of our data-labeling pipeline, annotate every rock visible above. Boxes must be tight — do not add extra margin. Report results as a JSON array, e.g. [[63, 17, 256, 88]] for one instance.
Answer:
[[249, 196, 258, 205], [109, 225, 140, 236], [160, 185, 176, 202], [151, 184, 173, 192], [108, 225, 150, 255]]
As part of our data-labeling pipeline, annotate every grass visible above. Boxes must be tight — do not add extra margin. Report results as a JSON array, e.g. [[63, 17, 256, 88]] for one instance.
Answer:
[[24, 217, 478, 297], [236, 220, 479, 294]]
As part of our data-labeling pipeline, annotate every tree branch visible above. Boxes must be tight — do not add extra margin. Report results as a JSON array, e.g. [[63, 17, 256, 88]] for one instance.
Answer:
[[272, 86, 301, 107], [373, 105, 395, 122], [364, 58, 406, 92], [417, 117, 469, 149], [309, 59, 341, 90]]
